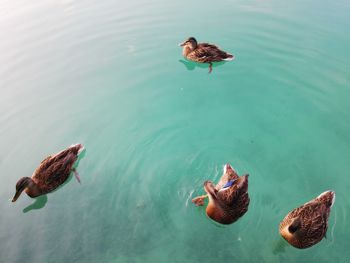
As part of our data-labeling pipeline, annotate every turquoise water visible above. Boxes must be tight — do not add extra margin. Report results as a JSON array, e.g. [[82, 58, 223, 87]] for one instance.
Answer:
[[1, 0, 350, 262]]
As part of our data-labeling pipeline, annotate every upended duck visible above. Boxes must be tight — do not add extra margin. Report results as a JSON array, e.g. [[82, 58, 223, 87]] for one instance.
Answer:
[[12, 144, 84, 202], [179, 37, 234, 73], [192, 164, 250, 224], [279, 190, 335, 249]]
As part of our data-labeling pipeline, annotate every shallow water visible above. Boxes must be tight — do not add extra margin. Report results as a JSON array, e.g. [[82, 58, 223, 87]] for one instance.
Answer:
[[1, 0, 350, 262]]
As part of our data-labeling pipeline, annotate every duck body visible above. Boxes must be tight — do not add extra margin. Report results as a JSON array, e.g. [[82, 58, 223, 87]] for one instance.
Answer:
[[193, 164, 250, 225], [180, 37, 234, 63], [279, 191, 335, 249], [12, 144, 84, 202]]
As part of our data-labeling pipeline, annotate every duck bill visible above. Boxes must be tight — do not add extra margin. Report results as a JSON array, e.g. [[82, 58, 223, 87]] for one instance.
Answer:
[[204, 181, 217, 199], [11, 189, 23, 202], [178, 41, 186, 47]]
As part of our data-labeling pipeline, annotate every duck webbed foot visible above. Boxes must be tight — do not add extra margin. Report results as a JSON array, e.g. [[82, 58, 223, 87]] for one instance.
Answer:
[[208, 62, 213, 73], [72, 168, 81, 184], [192, 195, 208, 206]]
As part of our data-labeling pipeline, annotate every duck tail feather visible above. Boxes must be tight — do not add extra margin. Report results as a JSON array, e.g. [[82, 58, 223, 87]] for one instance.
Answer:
[[223, 54, 234, 61], [317, 190, 335, 208], [69, 143, 85, 155]]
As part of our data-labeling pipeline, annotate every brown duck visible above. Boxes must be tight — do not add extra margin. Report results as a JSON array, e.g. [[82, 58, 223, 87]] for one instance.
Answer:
[[179, 37, 234, 73], [279, 190, 335, 249], [192, 164, 250, 224], [12, 144, 84, 202]]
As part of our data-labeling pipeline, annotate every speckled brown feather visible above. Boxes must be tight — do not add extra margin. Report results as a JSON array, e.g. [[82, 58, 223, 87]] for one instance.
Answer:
[[279, 191, 335, 249], [215, 165, 239, 190], [205, 164, 250, 225], [209, 175, 250, 224], [186, 43, 234, 63], [31, 144, 83, 195]]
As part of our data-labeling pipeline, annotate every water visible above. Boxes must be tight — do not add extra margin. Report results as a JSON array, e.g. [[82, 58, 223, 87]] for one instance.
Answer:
[[1, 0, 350, 262]]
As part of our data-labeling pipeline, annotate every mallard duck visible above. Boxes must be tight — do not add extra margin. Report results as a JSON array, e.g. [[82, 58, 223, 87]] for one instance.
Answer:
[[12, 144, 84, 202], [279, 190, 335, 249], [192, 164, 250, 224], [179, 37, 234, 73]]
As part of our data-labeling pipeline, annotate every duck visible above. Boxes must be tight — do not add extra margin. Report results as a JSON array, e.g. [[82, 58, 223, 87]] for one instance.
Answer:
[[12, 144, 84, 202], [192, 164, 250, 224], [179, 37, 234, 73], [279, 190, 335, 249]]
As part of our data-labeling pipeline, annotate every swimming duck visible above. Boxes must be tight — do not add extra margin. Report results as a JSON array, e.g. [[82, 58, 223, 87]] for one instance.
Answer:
[[179, 37, 234, 73], [279, 190, 335, 249], [192, 164, 250, 224], [12, 144, 84, 202]]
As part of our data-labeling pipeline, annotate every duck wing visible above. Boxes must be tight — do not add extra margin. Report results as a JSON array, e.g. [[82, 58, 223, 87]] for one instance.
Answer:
[[308, 202, 329, 236], [213, 175, 250, 223], [32, 145, 81, 193], [218, 175, 249, 208], [288, 201, 329, 244], [189, 43, 232, 63]]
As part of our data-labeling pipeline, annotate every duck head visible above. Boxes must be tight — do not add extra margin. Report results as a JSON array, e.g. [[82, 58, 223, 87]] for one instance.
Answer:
[[179, 37, 198, 51], [12, 177, 33, 202], [204, 180, 217, 196]]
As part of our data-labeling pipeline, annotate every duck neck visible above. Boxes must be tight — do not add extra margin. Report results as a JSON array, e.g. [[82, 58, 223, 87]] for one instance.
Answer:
[[25, 179, 42, 198], [207, 196, 225, 218], [183, 46, 193, 57]]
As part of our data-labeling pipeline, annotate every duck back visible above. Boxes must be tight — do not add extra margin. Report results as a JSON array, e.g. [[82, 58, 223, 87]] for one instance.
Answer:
[[32, 144, 83, 194]]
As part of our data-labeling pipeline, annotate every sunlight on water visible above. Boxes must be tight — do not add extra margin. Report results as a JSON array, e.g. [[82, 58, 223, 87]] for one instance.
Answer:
[[1, 0, 350, 262]]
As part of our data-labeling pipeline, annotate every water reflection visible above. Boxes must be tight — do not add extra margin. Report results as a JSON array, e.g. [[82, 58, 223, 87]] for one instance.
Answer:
[[272, 237, 288, 255], [179, 59, 227, 73], [23, 195, 48, 213], [74, 147, 86, 170]]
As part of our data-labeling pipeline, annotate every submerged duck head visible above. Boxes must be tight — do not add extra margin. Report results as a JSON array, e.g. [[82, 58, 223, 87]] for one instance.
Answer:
[[12, 177, 33, 202], [179, 37, 198, 51], [279, 190, 335, 249], [203, 180, 218, 201]]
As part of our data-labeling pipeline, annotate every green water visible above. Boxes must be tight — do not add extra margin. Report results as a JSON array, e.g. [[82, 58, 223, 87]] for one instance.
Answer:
[[1, 0, 350, 262]]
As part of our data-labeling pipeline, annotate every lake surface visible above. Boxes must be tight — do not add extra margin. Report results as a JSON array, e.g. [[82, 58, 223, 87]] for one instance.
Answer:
[[1, 0, 350, 262]]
